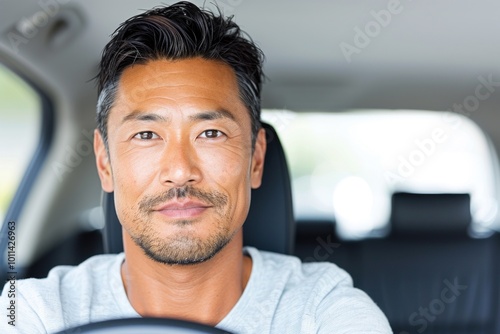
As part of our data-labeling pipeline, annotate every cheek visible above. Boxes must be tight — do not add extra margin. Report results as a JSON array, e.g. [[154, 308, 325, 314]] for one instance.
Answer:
[[111, 149, 163, 228], [199, 147, 250, 186], [112, 148, 161, 195], [198, 147, 253, 223]]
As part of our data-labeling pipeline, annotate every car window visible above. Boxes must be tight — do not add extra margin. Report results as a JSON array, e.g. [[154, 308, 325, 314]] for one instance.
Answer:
[[262, 109, 499, 239], [0, 64, 40, 224]]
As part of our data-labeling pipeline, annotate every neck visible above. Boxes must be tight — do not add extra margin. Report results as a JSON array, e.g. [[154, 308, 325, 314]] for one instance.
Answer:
[[121, 230, 252, 326]]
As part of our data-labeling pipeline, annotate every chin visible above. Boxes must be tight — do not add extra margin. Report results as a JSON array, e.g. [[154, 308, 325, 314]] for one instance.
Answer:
[[132, 225, 235, 265]]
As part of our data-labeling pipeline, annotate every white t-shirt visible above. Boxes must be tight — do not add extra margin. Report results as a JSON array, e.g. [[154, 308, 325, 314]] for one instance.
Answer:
[[0, 247, 392, 333]]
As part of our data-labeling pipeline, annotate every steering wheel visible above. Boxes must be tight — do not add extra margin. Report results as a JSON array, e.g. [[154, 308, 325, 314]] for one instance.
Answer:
[[55, 317, 232, 334]]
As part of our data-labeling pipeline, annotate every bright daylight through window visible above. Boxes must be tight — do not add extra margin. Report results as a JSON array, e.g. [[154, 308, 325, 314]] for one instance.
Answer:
[[0, 64, 40, 224], [262, 110, 499, 240]]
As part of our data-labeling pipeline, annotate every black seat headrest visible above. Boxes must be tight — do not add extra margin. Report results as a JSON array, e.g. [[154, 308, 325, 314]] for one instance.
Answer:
[[102, 122, 295, 255], [390, 192, 472, 237]]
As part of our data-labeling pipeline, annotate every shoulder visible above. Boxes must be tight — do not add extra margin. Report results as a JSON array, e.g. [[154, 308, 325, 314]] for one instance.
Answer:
[[246, 247, 392, 333], [248, 246, 353, 291], [16, 253, 123, 296], [0, 253, 125, 334]]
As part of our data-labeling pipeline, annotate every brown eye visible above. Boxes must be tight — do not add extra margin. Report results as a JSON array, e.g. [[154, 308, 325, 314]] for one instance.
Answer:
[[134, 131, 158, 140], [200, 130, 224, 139]]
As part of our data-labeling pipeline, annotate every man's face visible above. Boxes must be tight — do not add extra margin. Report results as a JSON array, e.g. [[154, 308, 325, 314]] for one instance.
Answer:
[[94, 58, 266, 264]]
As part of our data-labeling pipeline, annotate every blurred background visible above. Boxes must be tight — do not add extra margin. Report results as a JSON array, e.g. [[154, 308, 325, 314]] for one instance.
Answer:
[[2, 0, 500, 235], [2, 1, 500, 332]]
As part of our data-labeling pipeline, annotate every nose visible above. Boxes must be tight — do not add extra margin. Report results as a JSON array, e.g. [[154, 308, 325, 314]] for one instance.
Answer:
[[159, 138, 201, 187]]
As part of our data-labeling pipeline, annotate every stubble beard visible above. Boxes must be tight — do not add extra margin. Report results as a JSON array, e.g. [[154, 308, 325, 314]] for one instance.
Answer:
[[128, 186, 237, 265]]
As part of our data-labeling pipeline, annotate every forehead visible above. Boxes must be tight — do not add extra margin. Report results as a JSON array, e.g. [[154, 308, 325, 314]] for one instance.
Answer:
[[114, 57, 243, 112]]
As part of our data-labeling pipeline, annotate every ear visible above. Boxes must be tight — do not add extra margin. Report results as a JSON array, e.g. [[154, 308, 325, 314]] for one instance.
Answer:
[[94, 129, 114, 193], [250, 128, 267, 189]]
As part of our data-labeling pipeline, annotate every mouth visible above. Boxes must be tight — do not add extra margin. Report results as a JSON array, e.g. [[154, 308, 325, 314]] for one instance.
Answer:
[[154, 200, 212, 219]]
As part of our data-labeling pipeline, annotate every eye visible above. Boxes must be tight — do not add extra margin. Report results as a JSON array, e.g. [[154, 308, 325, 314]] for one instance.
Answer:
[[133, 131, 159, 140], [199, 129, 225, 139]]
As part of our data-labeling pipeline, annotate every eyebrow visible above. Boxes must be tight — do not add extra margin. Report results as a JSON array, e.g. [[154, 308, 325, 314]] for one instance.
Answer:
[[188, 109, 236, 122], [121, 111, 168, 124], [121, 109, 236, 124]]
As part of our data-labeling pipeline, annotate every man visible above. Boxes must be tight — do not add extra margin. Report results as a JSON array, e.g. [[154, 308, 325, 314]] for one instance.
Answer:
[[1, 2, 391, 333]]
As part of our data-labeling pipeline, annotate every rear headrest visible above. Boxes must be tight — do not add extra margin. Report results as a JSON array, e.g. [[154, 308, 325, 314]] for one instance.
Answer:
[[390, 192, 472, 236], [102, 122, 295, 255]]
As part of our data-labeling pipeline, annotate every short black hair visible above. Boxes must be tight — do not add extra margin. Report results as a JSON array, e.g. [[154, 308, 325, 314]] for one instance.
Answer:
[[96, 1, 264, 148]]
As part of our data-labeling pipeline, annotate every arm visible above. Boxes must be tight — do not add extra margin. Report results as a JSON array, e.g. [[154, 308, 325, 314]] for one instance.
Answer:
[[315, 273, 392, 333], [0, 282, 48, 334]]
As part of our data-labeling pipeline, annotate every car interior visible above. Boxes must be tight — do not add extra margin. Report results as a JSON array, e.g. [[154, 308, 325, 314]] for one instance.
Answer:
[[1, 1, 500, 333]]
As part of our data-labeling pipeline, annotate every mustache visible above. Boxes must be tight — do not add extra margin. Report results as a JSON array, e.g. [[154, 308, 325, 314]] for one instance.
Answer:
[[139, 186, 228, 212]]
